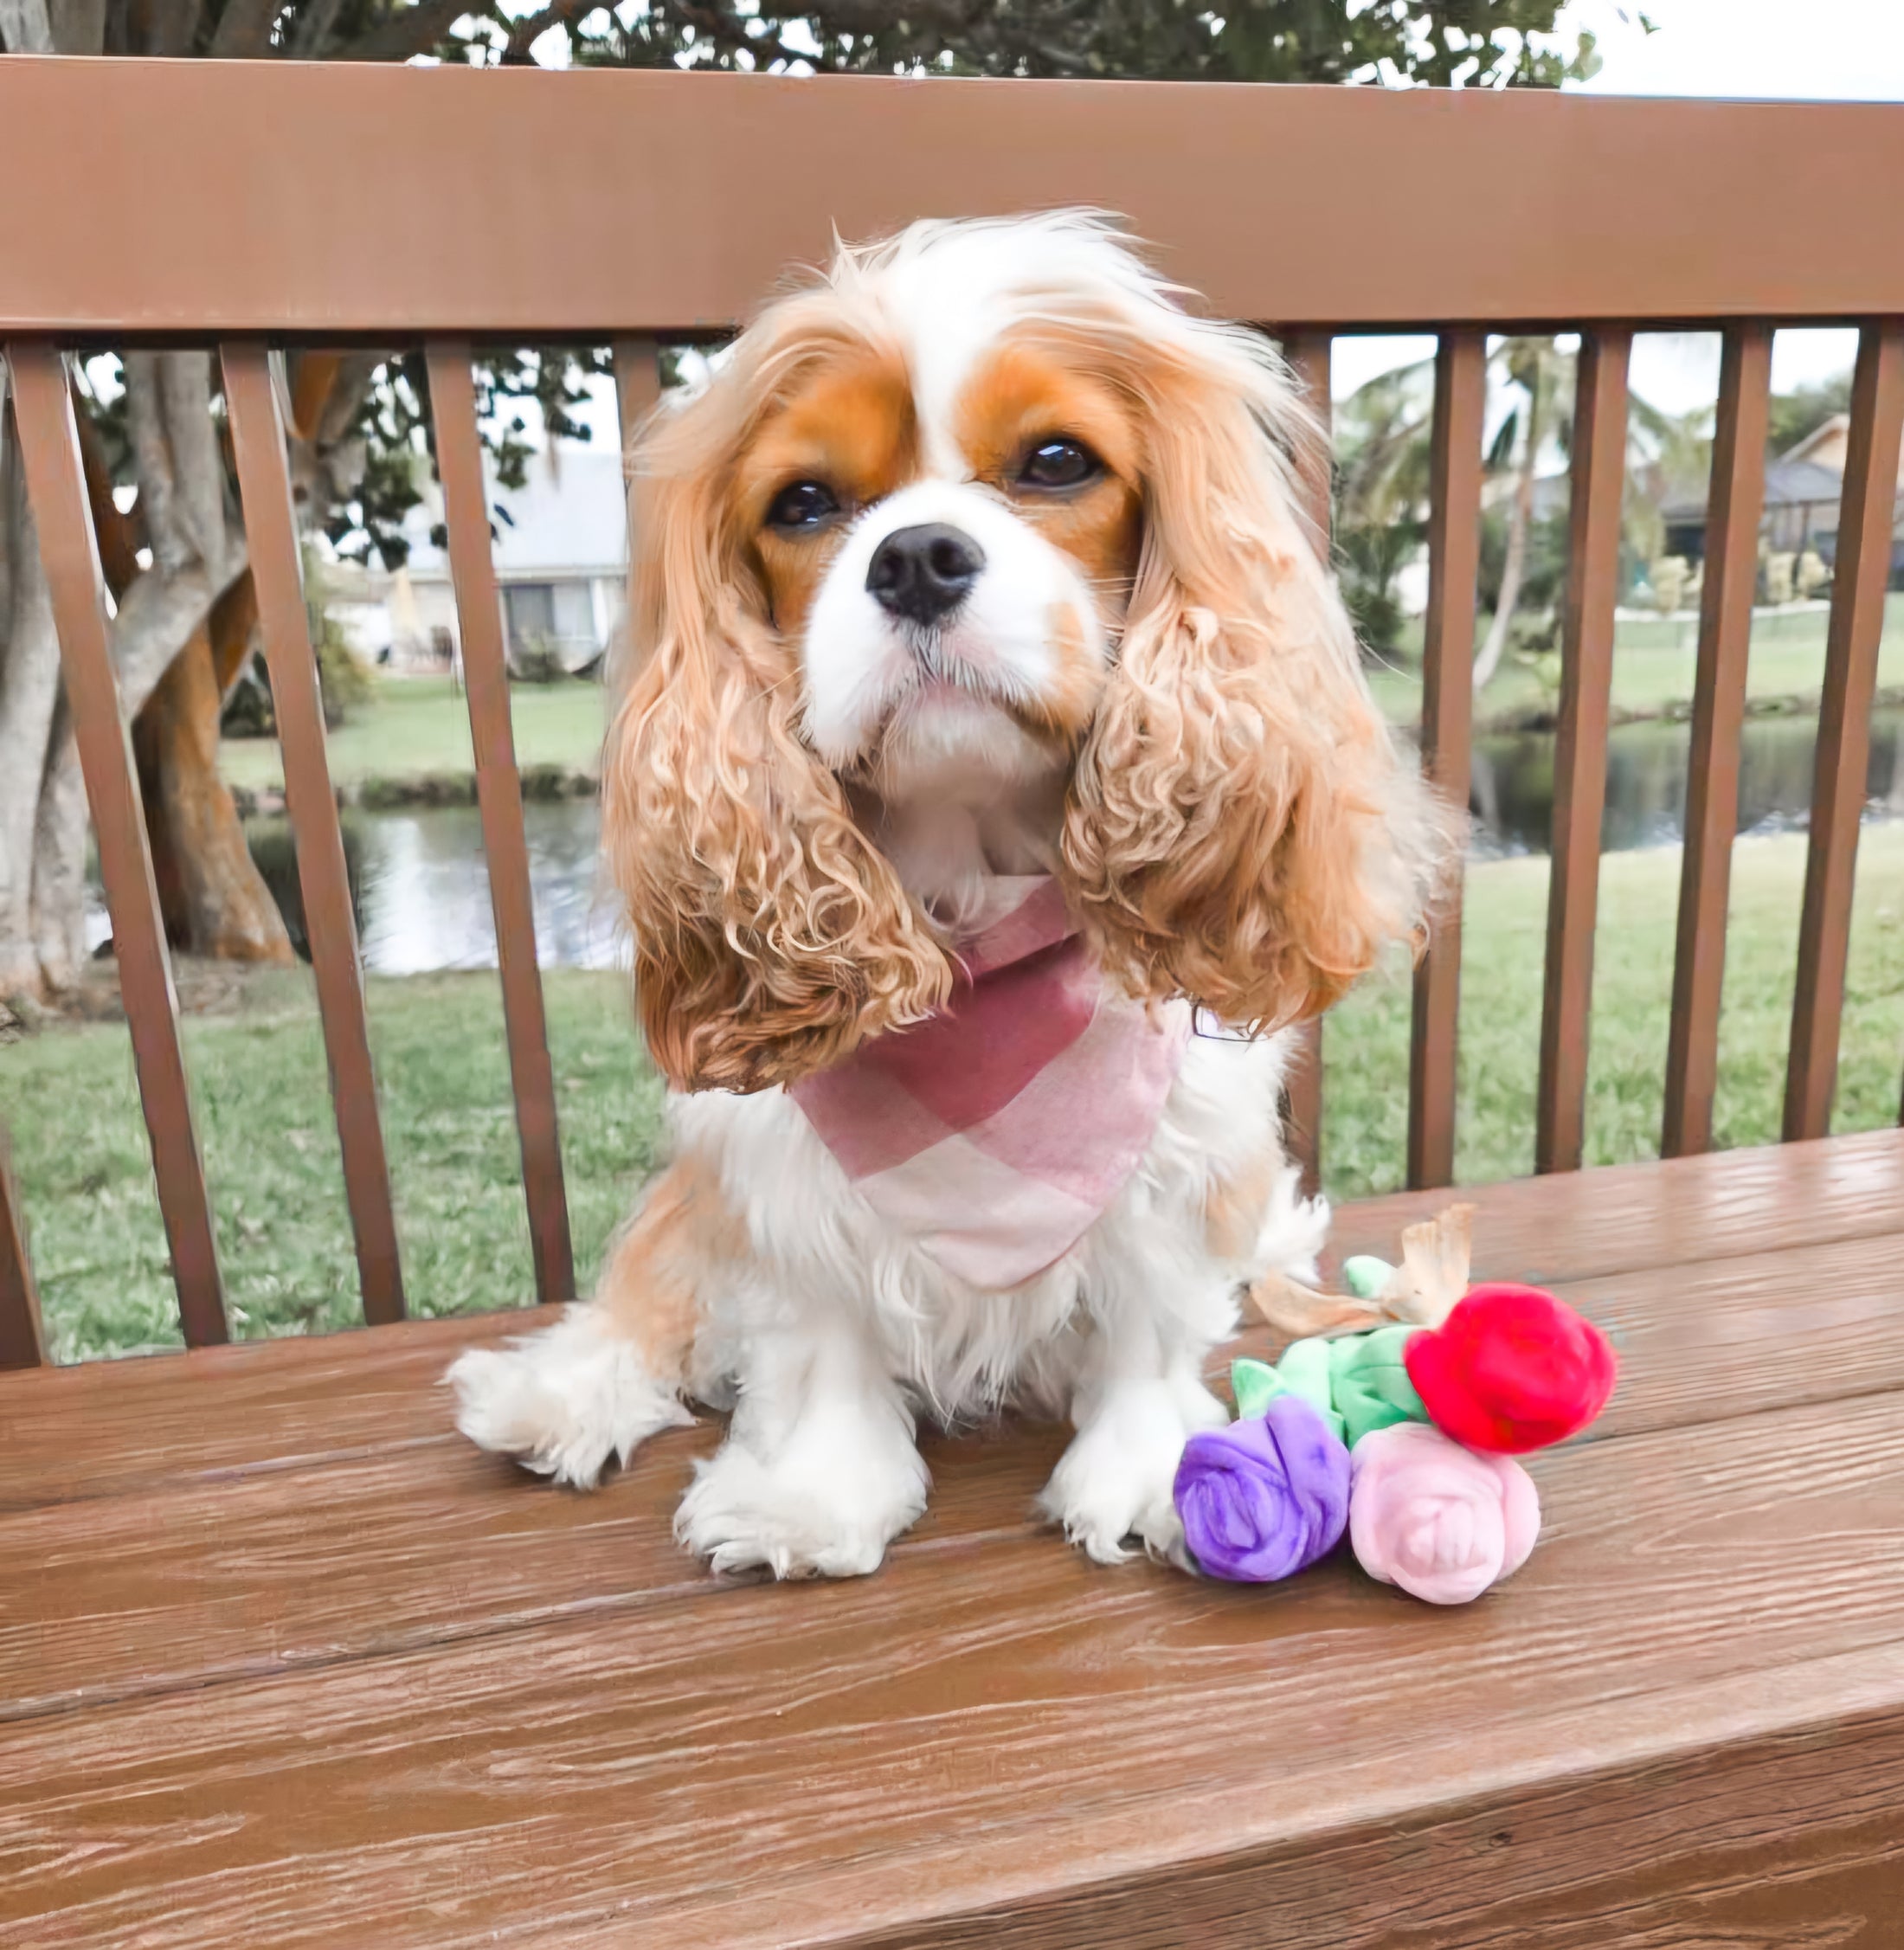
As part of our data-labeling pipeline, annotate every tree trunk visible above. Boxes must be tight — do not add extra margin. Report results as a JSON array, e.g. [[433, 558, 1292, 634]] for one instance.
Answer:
[[133, 576, 292, 963], [1474, 362, 1546, 695], [0, 408, 66, 1001]]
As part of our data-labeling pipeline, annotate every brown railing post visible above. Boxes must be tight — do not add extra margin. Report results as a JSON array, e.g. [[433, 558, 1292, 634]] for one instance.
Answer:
[[1663, 321, 1772, 1159], [1535, 327, 1632, 1176], [222, 342, 406, 1326], [424, 342, 576, 1307], [1280, 329, 1335, 1196], [1785, 319, 1904, 1143], [0, 1119, 46, 1370], [6, 341, 228, 1348], [613, 337, 662, 454], [1407, 330, 1486, 1191]]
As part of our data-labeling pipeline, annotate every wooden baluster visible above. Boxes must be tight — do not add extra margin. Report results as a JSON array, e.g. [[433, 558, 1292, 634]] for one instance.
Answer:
[[1279, 329, 1335, 1197], [613, 336, 663, 456], [1663, 322, 1772, 1158], [1407, 331, 1486, 1191], [6, 341, 228, 1347], [1536, 327, 1633, 1175], [611, 334, 661, 687], [222, 342, 406, 1325], [1785, 320, 1904, 1142], [0, 1119, 46, 1370], [424, 342, 576, 1306]]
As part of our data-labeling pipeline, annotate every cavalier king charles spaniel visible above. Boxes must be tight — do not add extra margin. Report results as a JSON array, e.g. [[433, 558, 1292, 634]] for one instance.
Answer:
[[449, 213, 1442, 1577]]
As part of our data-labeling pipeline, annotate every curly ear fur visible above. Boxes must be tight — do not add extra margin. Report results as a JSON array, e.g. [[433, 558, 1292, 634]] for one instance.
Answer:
[[1060, 312, 1450, 1032], [605, 325, 950, 1094]]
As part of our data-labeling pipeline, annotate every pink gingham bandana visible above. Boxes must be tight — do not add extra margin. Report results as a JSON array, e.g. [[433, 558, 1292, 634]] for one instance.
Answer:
[[790, 877, 1191, 1290]]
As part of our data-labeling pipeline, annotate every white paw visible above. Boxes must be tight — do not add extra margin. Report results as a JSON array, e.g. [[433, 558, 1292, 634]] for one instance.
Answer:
[[1040, 1377, 1228, 1567], [1255, 1166, 1332, 1285], [675, 1432, 928, 1580], [447, 1308, 691, 1488]]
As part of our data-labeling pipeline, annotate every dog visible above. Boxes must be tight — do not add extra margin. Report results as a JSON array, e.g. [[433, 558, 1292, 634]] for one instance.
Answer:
[[448, 213, 1443, 1579]]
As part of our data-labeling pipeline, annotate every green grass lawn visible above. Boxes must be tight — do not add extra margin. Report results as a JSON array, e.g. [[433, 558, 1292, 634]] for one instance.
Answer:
[[1365, 593, 1904, 729], [1322, 822, 1904, 1196], [219, 675, 609, 795], [8, 826, 1902, 1361], [221, 597, 1904, 799]]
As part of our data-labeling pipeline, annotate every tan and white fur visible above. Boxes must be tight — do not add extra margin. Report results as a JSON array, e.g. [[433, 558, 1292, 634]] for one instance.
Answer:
[[449, 215, 1444, 1578]]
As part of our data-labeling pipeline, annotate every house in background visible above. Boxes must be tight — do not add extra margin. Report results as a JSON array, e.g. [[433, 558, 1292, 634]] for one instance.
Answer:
[[1659, 413, 1904, 579], [380, 447, 631, 674]]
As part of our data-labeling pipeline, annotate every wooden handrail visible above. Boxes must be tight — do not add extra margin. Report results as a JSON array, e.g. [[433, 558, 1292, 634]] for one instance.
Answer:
[[2, 61, 1903, 336]]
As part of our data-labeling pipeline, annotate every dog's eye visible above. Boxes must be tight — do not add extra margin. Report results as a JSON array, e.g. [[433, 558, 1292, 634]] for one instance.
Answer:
[[767, 480, 841, 531], [1017, 438, 1101, 491]]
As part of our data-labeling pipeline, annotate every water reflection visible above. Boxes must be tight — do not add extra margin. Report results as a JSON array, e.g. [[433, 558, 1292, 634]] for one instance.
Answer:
[[1469, 705, 1904, 859], [246, 801, 624, 975]]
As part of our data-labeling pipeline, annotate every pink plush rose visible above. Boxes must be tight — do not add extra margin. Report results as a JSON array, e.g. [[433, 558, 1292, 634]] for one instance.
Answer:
[[1349, 1421, 1540, 1606]]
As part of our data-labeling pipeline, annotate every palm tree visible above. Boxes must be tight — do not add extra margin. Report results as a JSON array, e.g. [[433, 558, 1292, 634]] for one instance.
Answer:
[[1331, 338, 1714, 696], [1473, 337, 1574, 691]]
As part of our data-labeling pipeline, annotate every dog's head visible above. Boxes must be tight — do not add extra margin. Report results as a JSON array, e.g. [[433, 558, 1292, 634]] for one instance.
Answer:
[[607, 214, 1444, 1092]]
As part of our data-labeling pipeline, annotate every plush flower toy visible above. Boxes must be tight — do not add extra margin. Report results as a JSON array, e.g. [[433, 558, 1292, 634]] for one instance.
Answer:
[[1173, 1205, 1616, 1605]]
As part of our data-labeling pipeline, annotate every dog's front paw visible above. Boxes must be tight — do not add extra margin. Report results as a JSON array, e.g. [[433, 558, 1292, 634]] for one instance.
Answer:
[[676, 1435, 928, 1580], [1040, 1375, 1227, 1567], [447, 1309, 691, 1487]]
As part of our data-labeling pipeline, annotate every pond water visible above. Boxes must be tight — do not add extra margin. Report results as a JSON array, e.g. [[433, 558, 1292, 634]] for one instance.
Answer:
[[138, 705, 1904, 975], [1469, 704, 1904, 859], [244, 798, 624, 975]]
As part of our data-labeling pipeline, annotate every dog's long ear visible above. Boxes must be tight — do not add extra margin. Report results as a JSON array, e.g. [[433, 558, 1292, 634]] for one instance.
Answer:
[[604, 382, 950, 1095], [1061, 325, 1449, 1032]]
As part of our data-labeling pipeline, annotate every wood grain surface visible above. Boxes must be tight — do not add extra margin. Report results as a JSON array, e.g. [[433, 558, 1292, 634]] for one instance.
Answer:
[[3, 1393, 1900, 1946], [6, 64, 1904, 335], [4, 1134, 1903, 1946]]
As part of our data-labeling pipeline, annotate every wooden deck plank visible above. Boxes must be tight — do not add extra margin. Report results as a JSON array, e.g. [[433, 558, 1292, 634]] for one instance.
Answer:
[[3, 1390, 1900, 1947], [6, 1127, 1904, 1513], [10, 1217, 1904, 1722], [0, 1306, 546, 1515], [832, 1657, 1904, 1950]]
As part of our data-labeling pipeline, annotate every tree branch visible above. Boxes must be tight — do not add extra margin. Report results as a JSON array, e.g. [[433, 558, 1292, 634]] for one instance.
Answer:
[[209, 0, 283, 56], [499, 0, 589, 61], [0, 0, 55, 54], [332, 0, 473, 62], [110, 541, 251, 724]]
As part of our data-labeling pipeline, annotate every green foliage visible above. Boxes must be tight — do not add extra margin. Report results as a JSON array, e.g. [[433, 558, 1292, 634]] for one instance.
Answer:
[[1767, 372, 1854, 457], [1478, 505, 1569, 616], [567, 1, 1595, 89], [315, 622, 376, 727], [1332, 356, 1436, 653]]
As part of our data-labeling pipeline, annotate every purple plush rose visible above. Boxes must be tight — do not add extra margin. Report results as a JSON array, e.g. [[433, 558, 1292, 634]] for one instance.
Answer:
[[1173, 1395, 1352, 1581]]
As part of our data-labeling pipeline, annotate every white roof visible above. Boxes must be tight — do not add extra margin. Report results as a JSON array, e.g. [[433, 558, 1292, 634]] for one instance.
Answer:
[[402, 446, 628, 581]]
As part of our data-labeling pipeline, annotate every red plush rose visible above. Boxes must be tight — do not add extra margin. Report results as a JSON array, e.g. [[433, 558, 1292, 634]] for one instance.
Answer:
[[1403, 1283, 1616, 1453]]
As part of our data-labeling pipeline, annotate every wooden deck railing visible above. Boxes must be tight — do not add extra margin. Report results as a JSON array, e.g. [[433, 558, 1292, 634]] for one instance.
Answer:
[[3, 58, 1903, 1364]]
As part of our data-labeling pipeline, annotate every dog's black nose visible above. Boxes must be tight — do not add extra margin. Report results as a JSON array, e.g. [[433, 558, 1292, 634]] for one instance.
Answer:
[[865, 524, 985, 626]]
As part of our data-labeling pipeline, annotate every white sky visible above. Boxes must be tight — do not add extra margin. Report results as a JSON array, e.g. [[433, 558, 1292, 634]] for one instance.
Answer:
[[1565, 0, 1904, 102]]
